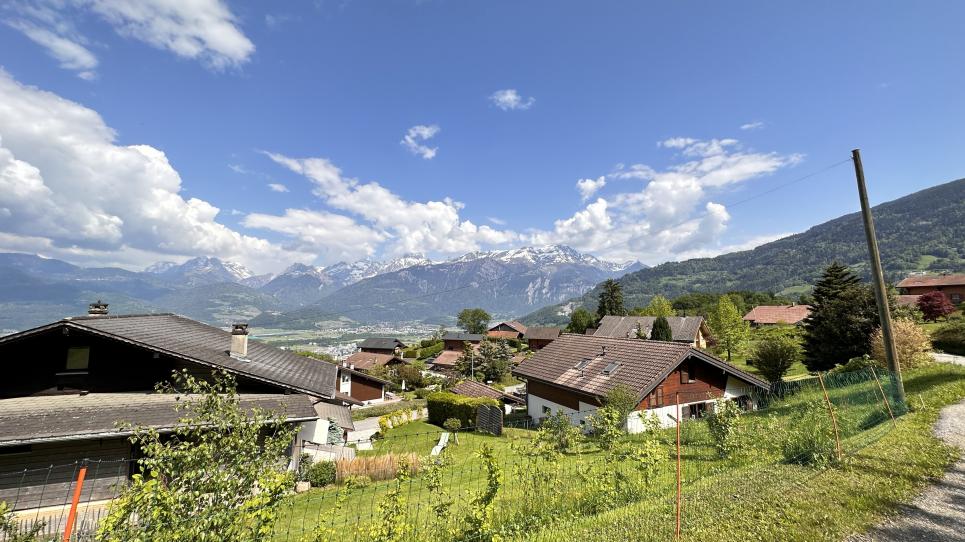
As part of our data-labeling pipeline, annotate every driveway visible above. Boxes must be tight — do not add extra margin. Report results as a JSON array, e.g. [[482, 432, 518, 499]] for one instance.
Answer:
[[849, 399, 965, 541], [933, 352, 965, 366]]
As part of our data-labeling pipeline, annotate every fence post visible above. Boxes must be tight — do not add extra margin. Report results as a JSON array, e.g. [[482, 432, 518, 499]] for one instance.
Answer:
[[869, 366, 897, 428], [675, 392, 682, 542], [62, 462, 88, 542], [817, 373, 843, 462]]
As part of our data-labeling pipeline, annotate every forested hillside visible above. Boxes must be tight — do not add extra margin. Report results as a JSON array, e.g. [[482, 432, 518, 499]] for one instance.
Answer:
[[524, 177, 965, 324]]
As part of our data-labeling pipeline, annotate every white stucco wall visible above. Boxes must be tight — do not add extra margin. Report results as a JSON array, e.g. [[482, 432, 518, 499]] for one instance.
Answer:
[[297, 418, 332, 445], [526, 393, 597, 428]]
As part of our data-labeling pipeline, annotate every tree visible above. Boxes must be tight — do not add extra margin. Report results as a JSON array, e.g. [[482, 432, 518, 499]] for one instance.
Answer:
[[326, 417, 343, 444], [566, 307, 597, 334], [752, 330, 802, 382], [870, 319, 932, 370], [632, 295, 675, 317], [457, 308, 491, 334], [708, 296, 750, 361], [917, 291, 956, 321], [649, 316, 674, 341], [477, 339, 512, 381], [603, 384, 639, 422], [455, 341, 477, 377], [98, 371, 295, 542], [803, 263, 880, 371], [596, 279, 626, 321]]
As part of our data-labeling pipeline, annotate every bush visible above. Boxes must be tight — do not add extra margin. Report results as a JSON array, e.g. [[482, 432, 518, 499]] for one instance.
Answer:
[[305, 460, 337, 487], [443, 417, 462, 431], [419, 341, 444, 360], [753, 332, 802, 382], [932, 321, 965, 356], [413, 387, 432, 399], [706, 398, 742, 458], [829, 354, 879, 375], [588, 405, 624, 450], [426, 392, 499, 427], [534, 410, 582, 454], [870, 319, 932, 370], [343, 475, 372, 489]]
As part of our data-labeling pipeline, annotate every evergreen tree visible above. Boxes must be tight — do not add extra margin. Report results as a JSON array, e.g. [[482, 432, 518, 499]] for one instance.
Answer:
[[708, 296, 750, 361], [477, 339, 512, 381], [566, 307, 597, 334], [802, 263, 880, 371], [650, 316, 674, 341], [597, 279, 626, 321]]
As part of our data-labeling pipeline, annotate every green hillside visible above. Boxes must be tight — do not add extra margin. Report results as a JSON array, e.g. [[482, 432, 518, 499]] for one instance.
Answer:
[[524, 177, 965, 324]]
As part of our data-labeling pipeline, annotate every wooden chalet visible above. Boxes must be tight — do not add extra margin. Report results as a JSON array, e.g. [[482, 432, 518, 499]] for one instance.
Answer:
[[593, 316, 710, 348], [524, 326, 562, 350], [897, 274, 965, 305], [487, 321, 528, 340]]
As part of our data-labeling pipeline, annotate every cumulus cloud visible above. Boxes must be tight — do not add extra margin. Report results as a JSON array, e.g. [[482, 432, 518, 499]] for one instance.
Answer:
[[243, 209, 385, 263], [400, 124, 439, 159], [527, 137, 802, 264], [576, 176, 606, 201], [489, 89, 535, 111], [5, 0, 254, 77], [255, 152, 520, 258], [267, 183, 289, 193], [0, 69, 302, 273], [740, 121, 765, 131]]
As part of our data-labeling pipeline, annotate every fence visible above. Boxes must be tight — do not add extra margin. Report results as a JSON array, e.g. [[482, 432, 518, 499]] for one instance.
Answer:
[[0, 368, 903, 541]]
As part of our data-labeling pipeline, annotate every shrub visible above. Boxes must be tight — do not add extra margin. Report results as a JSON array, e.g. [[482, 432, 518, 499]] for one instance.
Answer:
[[753, 332, 802, 382], [932, 321, 965, 356], [870, 319, 932, 370], [443, 417, 461, 431], [588, 405, 624, 450], [305, 460, 337, 487], [780, 402, 837, 467], [418, 341, 444, 360], [918, 291, 956, 321], [706, 398, 742, 458], [534, 410, 582, 454], [829, 354, 879, 375], [426, 392, 498, 427], [413, 387, 432, 399], [343, 475, 372, 489]]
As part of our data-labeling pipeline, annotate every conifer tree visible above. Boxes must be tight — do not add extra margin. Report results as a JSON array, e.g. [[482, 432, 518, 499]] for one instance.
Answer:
[[802, 263, 880, 371], [597, 279, 626, 321], [650, 316, 674, 341]]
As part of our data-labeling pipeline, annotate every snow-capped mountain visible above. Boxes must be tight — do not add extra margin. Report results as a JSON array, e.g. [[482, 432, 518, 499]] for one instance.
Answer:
[[449, 245, 643, 274], [144, 261, 178, 274], [149, 256, 256, 287]]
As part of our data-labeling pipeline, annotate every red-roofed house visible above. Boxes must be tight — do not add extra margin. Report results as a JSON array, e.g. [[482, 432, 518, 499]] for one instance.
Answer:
[[742, 305, 812, 327], [487, 321, 527, 340], [897, 274, 965, 305]]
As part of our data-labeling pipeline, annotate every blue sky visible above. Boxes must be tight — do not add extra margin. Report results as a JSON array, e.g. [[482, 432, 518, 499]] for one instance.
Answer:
[[0, 1, 963, 274]]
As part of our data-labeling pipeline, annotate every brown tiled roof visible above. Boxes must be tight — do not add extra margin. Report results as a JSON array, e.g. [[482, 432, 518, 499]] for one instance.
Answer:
[[897, 295, 921, 308], [524, 326, 562, 341], [0, 393, 316, 446], [594, 316, 705, 342], [742, 305, 812, 325], [513, 334, 768, 400], [897, 274, 965, 288], [488, 330, 522, 340], [344, 352, 402, 371], [0, 314, 337, 398], [450, 380, 524, 404], [430, 349, 463, 368]]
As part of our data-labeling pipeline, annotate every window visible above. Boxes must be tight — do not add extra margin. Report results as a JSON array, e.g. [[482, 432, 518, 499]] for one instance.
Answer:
[[65, 347, 89, 371], [574, 358, 592, 371], [680, 360, 696, 384], [952, 293, 963, 304], [341, 373, 351, 384], [649, 387, 664, 408], [602, 361, 620, 375], [542, 406, 552, 415]]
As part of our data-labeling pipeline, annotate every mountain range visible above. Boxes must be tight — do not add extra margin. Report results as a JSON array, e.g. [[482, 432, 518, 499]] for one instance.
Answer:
[[0, 246, 643, 331], [522, 177, 965, 325]]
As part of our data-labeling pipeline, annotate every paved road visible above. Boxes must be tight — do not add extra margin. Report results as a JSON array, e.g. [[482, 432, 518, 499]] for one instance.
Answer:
[[850, 399, 965, 541], [933, 352, 965, 366]]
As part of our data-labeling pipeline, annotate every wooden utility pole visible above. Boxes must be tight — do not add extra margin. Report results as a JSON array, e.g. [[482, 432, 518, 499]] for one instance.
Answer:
[[851, 149, 906, 405]]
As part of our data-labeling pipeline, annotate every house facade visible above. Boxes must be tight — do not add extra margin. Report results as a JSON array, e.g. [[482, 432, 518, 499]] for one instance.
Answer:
[[897, 274, 965, 305], [336, 363, 390, 404], [524, 326, 562, 351], [593, 316, 710, 348], [513, 334, 768, 432], [487, 321, 527, 340]]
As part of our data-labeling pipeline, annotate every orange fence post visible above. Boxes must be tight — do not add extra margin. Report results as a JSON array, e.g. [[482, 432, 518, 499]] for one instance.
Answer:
[[675, 392, 682, 542], [870, 366, 897, 428], [62, 463, 87, 542], [817, 373, 843, 462]]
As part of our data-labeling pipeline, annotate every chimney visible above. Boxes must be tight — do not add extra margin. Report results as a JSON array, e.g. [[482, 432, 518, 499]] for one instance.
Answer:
[[230, 323, 249, 359], [88, 300, 109, 316]]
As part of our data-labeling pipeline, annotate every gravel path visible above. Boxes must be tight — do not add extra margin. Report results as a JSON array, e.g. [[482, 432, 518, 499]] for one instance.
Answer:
[[850, 400, 965, 541], [933, 352, 965, 366]]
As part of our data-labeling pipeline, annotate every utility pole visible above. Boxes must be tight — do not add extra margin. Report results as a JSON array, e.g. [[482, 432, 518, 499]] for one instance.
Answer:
[[851, 149, 906, 405]]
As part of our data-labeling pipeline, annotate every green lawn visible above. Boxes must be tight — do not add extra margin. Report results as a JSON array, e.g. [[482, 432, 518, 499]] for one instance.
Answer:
[[274, 364, 965, 542], [349, 399, 426, 421]]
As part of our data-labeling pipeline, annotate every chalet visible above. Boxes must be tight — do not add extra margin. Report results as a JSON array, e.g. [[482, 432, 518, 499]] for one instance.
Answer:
[[449, 380, 524, 414], [336, 363, 391, 404], [442, 331, 484, 351], [487, 321, 527, 340], [524, 326, 562, 351], [0, 305, 346, 510], [430, 345, 478, 374], [743, 304, 812, 327], [343, 351, 406, 372], [593, 316, 710, 348], [513, 334, 769, 432], [897, 295, 921, 308], [897, 274, 965, 305], [357, 337, 407, 355]]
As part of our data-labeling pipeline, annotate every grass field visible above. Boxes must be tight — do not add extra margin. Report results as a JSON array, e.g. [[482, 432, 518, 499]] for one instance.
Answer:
[[272, 363, 965, 541]]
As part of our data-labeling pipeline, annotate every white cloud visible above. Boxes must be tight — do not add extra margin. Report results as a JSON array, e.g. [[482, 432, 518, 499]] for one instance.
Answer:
[[6, 0, 254, 77], [489, 89, 535, 111], [487, 217, 506, 226], [267, 183, 289, 193], [243, 209, 385, 263], [740, 121, 765, 131], [0, 69, 301, 273], [576, 176, 606, 201], [527, 137, 802, 264], [258, 152, 520, 257], [400, 124, 439, 159]]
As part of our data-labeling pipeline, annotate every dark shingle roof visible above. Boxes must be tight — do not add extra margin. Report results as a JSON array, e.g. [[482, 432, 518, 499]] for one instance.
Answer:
[[313, 401, 355, 431], [442, 331, 484, 342], [524, 326, 562, 341], [450, 380, 523, 404], [513, 334, 768, 400], [0, 314, 337, 398], [0, 393, 317, 446], [593, 316, 705, 342], [358, 337, 406, 350]]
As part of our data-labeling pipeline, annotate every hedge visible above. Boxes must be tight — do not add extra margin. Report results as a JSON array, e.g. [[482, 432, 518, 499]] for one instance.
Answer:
[[426, 392, 499, 427], [305, 460, 336, 487], [933, 321, 965, 356], [418, 341, 444, 360]]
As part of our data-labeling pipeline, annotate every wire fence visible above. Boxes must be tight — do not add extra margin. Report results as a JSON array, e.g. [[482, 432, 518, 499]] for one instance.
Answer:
[[0, 367, 904, 542]]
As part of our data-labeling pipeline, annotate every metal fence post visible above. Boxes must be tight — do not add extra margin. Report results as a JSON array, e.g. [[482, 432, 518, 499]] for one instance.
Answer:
[[817, 373, 843, 462], [62, 462, 88, 542]]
